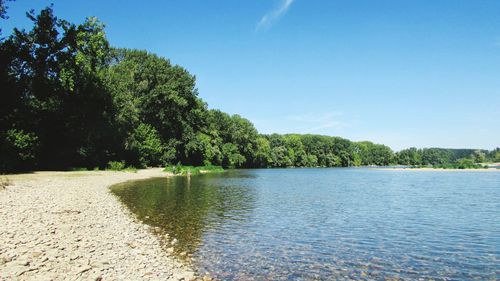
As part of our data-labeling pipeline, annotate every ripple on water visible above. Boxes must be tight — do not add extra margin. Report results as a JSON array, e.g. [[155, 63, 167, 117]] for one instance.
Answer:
[[112, 169, 500, 280]]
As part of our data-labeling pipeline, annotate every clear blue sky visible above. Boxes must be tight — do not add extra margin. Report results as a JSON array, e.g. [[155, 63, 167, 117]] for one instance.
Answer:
[[3, 0, 500, 150]]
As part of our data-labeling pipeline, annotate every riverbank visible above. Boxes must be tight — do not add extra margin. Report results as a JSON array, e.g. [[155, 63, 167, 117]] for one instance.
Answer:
[[378, 167, 500, 172], [0, 169, 195, 280]]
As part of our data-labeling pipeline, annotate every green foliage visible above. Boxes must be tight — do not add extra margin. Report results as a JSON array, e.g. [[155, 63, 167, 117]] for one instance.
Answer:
[[253, 137, 272, 167], [222, 143, 246, 168], [69, 167, 89, 171], [123, 166, 138, 173], [396, 148, 495, 168], [455, 158, 483, 169], [107, 161, 126, 171], [395, 147, 422, 165], [163, 165, 224, 176], [1, 6, 117, 170], [0, 0, 13, 36], [259, 134, 395, 168], [0, 7, 496, 172], [471, 150, 486, 163], [432, 158, 484, 169], [0, 129, 39, 171], [184, 132, 221, 166], [107, 48, 207, 166], [356, 141, 393, 166], [0, 1, 10, 20], [126, 123, 164, 168]]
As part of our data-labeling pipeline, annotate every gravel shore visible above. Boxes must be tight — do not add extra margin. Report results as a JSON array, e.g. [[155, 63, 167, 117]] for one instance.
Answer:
[[0, 169, 195, 280]]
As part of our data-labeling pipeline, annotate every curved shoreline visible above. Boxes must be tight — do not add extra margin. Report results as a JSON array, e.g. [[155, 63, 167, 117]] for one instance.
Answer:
[[0, 169, 195, 280]]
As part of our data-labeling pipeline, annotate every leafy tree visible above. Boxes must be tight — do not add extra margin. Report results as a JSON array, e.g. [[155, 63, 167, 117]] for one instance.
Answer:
[[357, 141, 394, 166], [0, 6, 495, 172], [253, 137, 272, 167], [0, 0, 14, 36], [0, 129, 39, 171], [456, 158, 476, 169], [106, 49, 207, 164], [283, 135, 307, 166], [269, 145, 292, 167], [305, 154, 318, 167], [185, 132, 222, 166], [0, 7, 117, 170], [221, 143, 245, 168], [126, 123, 164, 167], [493, 149, 500, 162], [471, 150, 486, 163], [396, 147, 422, 165]]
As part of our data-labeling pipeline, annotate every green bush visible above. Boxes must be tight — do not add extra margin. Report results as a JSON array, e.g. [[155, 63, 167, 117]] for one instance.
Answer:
[[107, 161, 126, 171], [430, 158, 485, 169], [123, 166, 138, 173], [69, 167, 88, 171], [1, 129, 39, 171], [126, 123, 164, 168]]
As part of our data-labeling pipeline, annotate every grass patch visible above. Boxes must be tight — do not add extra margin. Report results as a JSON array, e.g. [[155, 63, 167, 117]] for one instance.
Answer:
[[163, 165, 224, 176], [123, 166, 138, 173], [106, 161, 137, 172], [69, 167, 89, 171], [107, 161, 126, 171]]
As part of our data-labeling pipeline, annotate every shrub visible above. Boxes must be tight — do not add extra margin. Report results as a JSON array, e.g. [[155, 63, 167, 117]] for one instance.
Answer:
[[123, 166, 138, 173], [1, 129, 39, 171], [69, 167, 88, 171], [107, 161, 126, 171]]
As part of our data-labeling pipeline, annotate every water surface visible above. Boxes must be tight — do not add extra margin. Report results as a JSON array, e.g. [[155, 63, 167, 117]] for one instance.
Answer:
[[112, 168, 500, 280]]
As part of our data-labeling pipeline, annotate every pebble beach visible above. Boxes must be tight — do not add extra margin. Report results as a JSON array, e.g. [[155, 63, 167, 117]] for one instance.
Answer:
[[0, 169, 195, 280]]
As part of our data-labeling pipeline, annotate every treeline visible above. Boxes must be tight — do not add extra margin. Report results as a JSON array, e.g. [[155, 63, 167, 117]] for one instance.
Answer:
[[1, 7, 498, 172], [395, 147, 498, 166]]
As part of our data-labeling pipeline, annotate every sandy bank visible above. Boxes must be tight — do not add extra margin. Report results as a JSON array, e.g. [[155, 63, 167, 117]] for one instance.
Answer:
[[0, 169, 195, 280]]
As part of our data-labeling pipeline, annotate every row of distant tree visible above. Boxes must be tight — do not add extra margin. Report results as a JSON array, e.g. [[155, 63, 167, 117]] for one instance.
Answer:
[[1, 7, 498, 172], [395, 147, 498, 166]]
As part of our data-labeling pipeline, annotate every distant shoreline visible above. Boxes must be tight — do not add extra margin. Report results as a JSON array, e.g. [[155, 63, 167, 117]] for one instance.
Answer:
[[377, 167, 500, 172]]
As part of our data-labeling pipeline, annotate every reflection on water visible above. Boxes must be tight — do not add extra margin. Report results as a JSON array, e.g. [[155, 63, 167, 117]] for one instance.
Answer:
[[112, 169, 500, 280], [111, 171, 257, 254]]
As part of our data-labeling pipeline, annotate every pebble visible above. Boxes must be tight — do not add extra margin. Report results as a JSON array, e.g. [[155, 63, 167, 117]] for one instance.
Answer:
[[0, 169, 196, 280], [17, 259, 30, 266]]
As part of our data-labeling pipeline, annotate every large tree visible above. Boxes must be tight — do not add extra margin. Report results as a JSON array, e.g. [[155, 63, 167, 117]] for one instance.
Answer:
[[106, 49, 207, 166], [0, 7, 116, 170]]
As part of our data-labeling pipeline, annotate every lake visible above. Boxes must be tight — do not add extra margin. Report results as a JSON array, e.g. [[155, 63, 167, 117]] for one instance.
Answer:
[[111, 168, 500, 280]]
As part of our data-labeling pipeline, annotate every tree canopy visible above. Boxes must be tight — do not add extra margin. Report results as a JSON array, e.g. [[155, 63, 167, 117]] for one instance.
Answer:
[[1, 7, 497, 172]]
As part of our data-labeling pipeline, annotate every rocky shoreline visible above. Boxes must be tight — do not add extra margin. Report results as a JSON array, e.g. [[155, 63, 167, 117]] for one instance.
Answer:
[[0, 169, 195, 280]]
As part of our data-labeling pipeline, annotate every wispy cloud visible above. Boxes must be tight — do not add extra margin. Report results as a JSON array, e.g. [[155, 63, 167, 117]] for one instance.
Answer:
[[256, 0, 295, 30], [286, 112, 350, 134]]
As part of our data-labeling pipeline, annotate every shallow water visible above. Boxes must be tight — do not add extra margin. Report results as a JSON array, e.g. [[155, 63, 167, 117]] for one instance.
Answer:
[[111, 168, 500, 280]]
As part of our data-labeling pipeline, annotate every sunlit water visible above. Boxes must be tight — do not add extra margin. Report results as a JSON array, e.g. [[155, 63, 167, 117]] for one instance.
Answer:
[[111, 168, 500, 280]]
